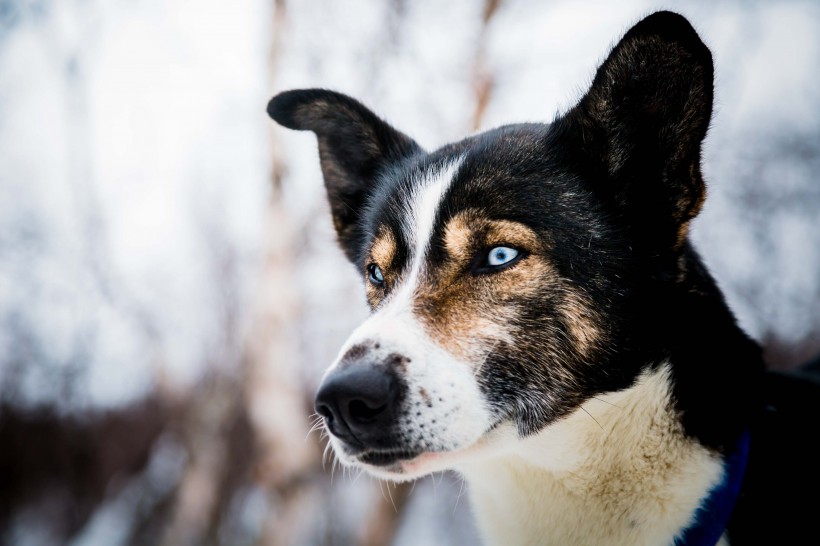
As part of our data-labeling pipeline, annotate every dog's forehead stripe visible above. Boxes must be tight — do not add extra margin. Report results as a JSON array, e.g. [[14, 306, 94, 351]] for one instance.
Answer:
[[395, 157, 464, 299]]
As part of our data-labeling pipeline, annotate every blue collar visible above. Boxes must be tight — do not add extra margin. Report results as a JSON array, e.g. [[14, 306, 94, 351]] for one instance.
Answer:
[[674, 429, 751, 546]]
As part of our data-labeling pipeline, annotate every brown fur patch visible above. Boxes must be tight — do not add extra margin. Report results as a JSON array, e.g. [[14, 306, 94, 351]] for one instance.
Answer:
[[371, 226, 397, 267], [556, 287, 602, 359], [419, 387, 432, 407], [343, 343, 371, 362], [386, 353, 411, 373]]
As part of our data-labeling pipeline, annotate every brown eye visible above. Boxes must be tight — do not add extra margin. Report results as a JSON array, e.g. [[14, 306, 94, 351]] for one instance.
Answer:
[[367, 263, 385, 286]]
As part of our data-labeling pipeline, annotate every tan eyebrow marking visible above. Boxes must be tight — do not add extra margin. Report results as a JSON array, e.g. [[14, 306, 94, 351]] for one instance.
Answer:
[[485, 219, 542, 250], [443, 210, 545, 263], [370, 225, 396, 267], [443, 211, 474, 262]]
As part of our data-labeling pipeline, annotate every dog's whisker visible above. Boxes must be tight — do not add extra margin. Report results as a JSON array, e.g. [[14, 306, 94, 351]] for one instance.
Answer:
[[305, 420, 326, 442], [386, 481, 398, 513], [590, 396, 622, 409], [453, 477, 467, 515], [352, 467, 365, 486], [580, 406, 604, 431], [330, 452, 340, 485], [378, 479, 387, 504], [322, 440, 333, 471], [431, 472, 443, 499]]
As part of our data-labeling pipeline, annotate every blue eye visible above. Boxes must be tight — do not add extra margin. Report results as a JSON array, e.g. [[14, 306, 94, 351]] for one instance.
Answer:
[[487, 246, 519, 267], [367, 263, 385, 286]]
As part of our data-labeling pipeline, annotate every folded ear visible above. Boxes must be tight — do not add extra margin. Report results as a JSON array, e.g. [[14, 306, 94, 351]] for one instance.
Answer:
[[562, 11, 714, 251], [268, 89, 422, 262]]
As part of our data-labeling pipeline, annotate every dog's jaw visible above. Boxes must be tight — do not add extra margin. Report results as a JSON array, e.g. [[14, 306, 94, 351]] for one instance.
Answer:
[[331, 420, 520, 482], [326, 421, 500, 484]]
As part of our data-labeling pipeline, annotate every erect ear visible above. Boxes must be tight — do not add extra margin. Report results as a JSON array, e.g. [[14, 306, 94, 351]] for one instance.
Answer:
[[267, 89, 422, 262], [561, 11, 714, 252]]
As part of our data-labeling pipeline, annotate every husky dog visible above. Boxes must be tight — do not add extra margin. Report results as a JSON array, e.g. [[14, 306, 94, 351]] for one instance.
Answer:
[[267, 11, 819, 545]]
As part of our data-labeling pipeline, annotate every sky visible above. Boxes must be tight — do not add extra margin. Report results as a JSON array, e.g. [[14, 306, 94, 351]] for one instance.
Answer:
[[0, 2, 818, 542], [1, 0, 818, 416]]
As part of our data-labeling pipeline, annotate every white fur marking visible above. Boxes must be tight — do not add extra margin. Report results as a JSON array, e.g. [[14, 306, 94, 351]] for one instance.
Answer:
[[456, 364, 725, 546], [393, 157, 464, 308]]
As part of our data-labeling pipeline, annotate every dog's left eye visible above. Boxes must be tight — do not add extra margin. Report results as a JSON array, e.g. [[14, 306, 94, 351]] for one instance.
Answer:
[[367, 263, 385, 286], [487, 246, 519, 266]]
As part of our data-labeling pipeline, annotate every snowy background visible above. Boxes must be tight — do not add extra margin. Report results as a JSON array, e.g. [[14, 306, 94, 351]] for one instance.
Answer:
[[1, 0, 818, 544]]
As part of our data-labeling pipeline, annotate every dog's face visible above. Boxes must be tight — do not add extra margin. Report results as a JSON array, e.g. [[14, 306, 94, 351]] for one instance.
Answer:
[[268, 12, 714, 480]]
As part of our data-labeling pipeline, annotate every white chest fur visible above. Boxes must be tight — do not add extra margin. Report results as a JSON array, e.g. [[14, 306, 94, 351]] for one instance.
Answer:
[[455, 366, 725, 546]]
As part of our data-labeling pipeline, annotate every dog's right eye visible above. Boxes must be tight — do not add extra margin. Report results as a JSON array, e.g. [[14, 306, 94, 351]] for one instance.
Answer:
[[471, 245, 526, 275], [487, 246, 519, 266], [367, 263, 385, 286]]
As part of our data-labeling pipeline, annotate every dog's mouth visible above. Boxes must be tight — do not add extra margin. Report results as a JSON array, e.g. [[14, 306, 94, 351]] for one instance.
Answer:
[[335, 417, 509, 474], [355, 448, 423, 467]]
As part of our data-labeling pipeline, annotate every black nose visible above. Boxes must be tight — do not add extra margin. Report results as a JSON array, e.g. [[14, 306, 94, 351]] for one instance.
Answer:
[[315, 365, 399, 445]]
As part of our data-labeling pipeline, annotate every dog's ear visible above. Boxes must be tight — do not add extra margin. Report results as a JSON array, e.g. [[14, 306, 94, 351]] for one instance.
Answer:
[[268, 89, 422, 262], [561, 11, 713, 251]]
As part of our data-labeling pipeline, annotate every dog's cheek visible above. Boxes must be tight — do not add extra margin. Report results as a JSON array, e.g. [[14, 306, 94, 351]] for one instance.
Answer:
[[408, 255, 605, 437], [413, 284, 515, 364], [471, 291, 605, 434], [477, 345, 584, 437], [502, 252, 605, 361]]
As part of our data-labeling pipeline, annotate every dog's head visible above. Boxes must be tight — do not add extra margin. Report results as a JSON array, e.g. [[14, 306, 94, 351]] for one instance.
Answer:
[[268, 11, 714, 480]]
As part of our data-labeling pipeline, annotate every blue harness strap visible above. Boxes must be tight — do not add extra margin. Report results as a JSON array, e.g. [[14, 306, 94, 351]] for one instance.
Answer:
[[674, 429, 751, 546]]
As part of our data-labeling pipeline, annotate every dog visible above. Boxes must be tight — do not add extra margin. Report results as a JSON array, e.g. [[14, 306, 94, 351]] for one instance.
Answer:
[[267, 11, 820, 545]]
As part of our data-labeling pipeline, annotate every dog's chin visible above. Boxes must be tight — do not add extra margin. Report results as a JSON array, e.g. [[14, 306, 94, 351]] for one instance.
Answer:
[[337, 450, 458, 482], [331, 424, 514, 482], [332, 443, 446, 482]]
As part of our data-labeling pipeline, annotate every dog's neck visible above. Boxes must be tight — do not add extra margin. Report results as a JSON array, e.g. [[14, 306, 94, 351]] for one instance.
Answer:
[[455, 365, 728, 546]]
